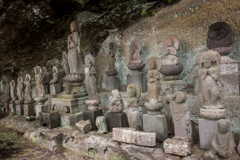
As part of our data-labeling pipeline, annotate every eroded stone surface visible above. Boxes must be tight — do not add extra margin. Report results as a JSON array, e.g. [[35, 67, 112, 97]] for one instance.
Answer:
[[76, 120, 92, 134], [163, 138, 191, 156]]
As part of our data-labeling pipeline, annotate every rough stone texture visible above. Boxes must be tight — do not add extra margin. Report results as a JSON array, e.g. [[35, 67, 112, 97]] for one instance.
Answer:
[[49, 84, 61, 95], [60, 112, 83, 127], [75, 120, 92, 134], [194, 74, 240, 96], [163, 138, 191, 156], [23, 104, 35, 117], [16, 104, 24, 115], [160, 80, 187, 95], [198, 118, 218, 150], [112, 127, 156, 147], [142, 114, 168, 142]]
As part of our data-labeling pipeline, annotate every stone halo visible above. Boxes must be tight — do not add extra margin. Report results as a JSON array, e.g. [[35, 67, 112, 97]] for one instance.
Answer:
[[164, 35, 180, 51], [127, 83, 141, 99], [146, 56, 162, 71]]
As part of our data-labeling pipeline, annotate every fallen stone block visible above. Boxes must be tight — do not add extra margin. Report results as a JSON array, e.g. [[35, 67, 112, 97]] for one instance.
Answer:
[[76, 120, 93, 133], [163, 138, 191, 156]]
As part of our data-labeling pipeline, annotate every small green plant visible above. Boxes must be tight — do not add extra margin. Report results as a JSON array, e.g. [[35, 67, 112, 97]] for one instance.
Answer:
[[142, 10, 147, 14], [166, 0, 173, 3], [152, 11, 156, 16]]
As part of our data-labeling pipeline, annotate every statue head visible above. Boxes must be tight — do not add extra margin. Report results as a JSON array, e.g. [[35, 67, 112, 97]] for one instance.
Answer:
[[150, 59, 156, 70], [70, 21, 78, 33], [217, 119, 229, 134], [166, 46, 177, 56], [167, 39, 174, 47], [25, 74, 31, 82], [203, 55, 214, 68], [129, 40, 142, 55], [127, 86, 136, 98], [175, 92, 187, 103], [85, 54, 95, 68]]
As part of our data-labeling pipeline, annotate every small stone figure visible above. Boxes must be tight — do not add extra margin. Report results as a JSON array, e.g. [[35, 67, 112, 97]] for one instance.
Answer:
[[167, 92, 192, 141], [24, 74, 34, 104], [2, 77, 11, 102], [160, 35, 183, 81], [49, 66, 59, 84], [106, 42, 118, 76], [202, 119, 239, 160], [10, 80, 17, 103], [62, 51, 70, 75], [144, 56, 164, 113], [109, 89, 124, 112], [42, 66, 48, 85], [64, 20, 85, 83], [127, 40, 145, 71], [127, 83, 142, 131], [96, 116, 108, 134], [15, 77, 24, 104]]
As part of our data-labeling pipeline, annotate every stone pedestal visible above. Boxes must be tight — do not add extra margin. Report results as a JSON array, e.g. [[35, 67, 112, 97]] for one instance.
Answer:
[[50, 84, 61, 95], [105, 76, 120, 91], [4, 102, 9, 112], [199, 118, 218, 149], [16, 105, 24, 115], [9, 103, 16, 113], [44, 84, 49, 94], [194, 74, 240, 96], [39, 111, 60, 129], [83, 109, 103, 130], [46, 94, 58, 110], [163, 138, 191, 156], [127, 72, 145, 92], [24, 104, 35, 116], [142, 113, 168, 142], [160, 80, 187, 95], [107, 112, 129, 132], [36, 104, 47, 119]]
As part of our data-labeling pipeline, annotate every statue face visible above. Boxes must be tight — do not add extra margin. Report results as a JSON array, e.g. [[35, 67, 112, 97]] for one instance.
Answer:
[[218, 123, 228, 134], [167, 47, 177, 55], [128, 91, 135, 98], [203, 61, 211, 68], [175, 94, 182, 103], [167, 39, 173, 47], [150, 60, 156, 69]]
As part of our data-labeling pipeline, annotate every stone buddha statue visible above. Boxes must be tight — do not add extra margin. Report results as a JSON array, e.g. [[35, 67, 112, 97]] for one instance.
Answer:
[[49, 66, 59, 84], [109, 89, 124, 112], [15, 77, 24, 104], [106, 42, 118, 76], [24, 74, 34, 104], [10, 80, 17, 103]]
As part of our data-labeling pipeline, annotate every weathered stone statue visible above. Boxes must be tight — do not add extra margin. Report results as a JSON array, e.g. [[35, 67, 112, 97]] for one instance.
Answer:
[[34, 66, 48, 104], [2, 77, 11, 102], [62, 51, 70, 75], [163, 92, 192, 156], [106, 42, 117, 76], [127, 83, 142, 130], [84, 54, 101, 110], [64, 20, 84, 83], [127, 40, 145, 71], [10, 80, 17, 103], [202, 119, 239, 160], [24, 74, 34, 104], [96, 116, 108, 134], [160, 35, 183, 81], [49, 66, 59, 84], [42, 66, 48, 85], [198, 50, 226, 119], [109, 89, 124, 112], [144, 56, 163, 113], [15, 77, 24, 104]]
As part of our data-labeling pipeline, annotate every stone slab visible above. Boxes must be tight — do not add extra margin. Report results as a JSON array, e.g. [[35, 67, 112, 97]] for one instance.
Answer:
[[112, 127, 156, 147], [194, 74, 240, 96], [163, 138, 191, 156], [76, 120, 93, 133], [50, 84, 61, 95], [106, 112, 129, 132], [36, 104, 47, 119], [105, 76, 120, 92], [60, 112, 84, 127], [160, 80, 187, 95], [9, 104, 16, 113], [142, 114, 168, 142], [23, 104, 35, 117], [16, 105, 24, 115], [199, 118, 218, 149], [4, 102, 9, 112], [83, 109, 103, 130], [127, 73, 146, 93]]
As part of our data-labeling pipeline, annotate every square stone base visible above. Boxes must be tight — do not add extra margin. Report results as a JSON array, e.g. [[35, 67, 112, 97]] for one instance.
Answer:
[[83, 109, 103, 130], [160, 80, 187, 95], [16, 105, 24, 115], [60, 112, 83, 127], [36, 104, 47, 119], [4, 102, 9, 112], [163, 138, 191, 156], [127, 73, 146, 93], [142, 114, 168, 142], [199, 118, 218, 149], [105, 76, 120, 92], [24, 104, 35, 116], [50, 84, 61, 95], [194, 74, 240, 96], [39, 111, 60, 129], [107, 112, 129, 132], [9, 104, 16, 113]]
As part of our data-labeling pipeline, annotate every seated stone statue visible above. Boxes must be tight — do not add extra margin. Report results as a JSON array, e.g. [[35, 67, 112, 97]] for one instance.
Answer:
[[49, 66, 59, 84], [202, 119, 239, 160], [109, 89, 124, 112]]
